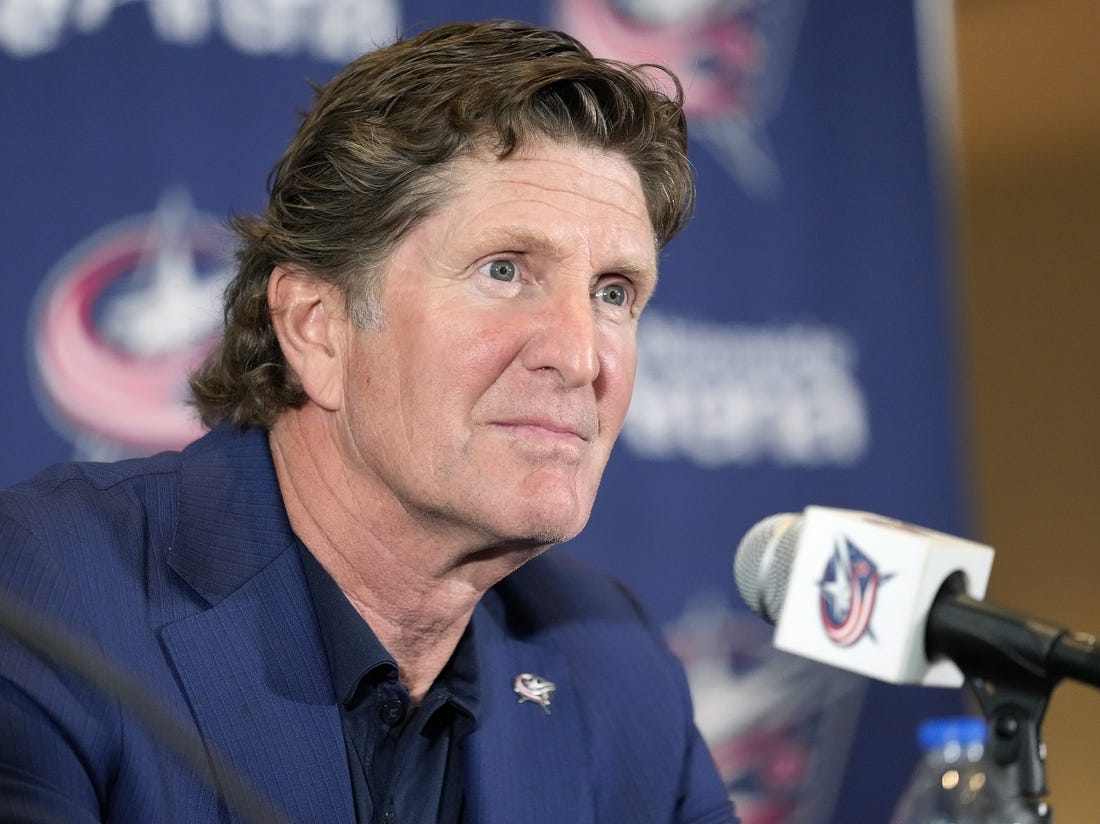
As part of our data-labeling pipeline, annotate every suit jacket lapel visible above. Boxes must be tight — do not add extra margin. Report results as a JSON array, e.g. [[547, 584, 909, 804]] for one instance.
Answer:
[[160, 427, 354, 823], [463, 592, 595, 824]]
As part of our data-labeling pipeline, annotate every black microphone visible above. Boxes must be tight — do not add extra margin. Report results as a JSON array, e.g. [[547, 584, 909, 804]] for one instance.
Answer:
[[734, 509, 1100, 690]]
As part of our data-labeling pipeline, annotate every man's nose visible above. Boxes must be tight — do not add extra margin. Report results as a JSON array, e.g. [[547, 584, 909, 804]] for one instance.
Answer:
[[520, 285, 600, 387]]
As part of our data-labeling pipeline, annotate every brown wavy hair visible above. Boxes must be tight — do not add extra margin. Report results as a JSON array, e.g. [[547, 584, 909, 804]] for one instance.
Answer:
[[189, 19, 694, 429]]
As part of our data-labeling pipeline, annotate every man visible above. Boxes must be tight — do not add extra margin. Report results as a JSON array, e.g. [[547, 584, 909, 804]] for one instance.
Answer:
[[0, 20, 737, 824]]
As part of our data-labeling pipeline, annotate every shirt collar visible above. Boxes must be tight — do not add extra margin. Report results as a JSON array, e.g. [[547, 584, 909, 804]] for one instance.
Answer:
[[296, 539, 481, 720], [297, 539, 394, 705]]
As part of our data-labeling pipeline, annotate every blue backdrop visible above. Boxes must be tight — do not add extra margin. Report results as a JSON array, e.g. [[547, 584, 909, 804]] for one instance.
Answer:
[[1, 2, 968, 821]]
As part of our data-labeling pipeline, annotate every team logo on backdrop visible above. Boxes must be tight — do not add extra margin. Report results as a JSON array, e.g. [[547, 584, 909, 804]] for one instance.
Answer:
[[555, 0, 805, 196], [30, 190, 232, 458], [666, 601, 865, 824], [818, 536, 890, 647]]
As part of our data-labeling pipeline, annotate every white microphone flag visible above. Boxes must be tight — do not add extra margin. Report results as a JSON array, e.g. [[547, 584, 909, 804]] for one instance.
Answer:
[[773, 506, 994, 687]]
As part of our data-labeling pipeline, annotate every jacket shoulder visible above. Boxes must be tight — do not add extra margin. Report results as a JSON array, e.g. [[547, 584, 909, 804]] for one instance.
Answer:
[[1, 449, 182, 569]]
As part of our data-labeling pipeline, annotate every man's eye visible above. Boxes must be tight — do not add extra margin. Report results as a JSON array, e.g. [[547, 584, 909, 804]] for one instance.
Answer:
[[485, 260, 517, 282], [596, 283, 630, 307]]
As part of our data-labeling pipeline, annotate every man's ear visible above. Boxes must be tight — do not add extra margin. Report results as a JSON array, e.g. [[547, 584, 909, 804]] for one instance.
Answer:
[[267, 265, 344, 411]]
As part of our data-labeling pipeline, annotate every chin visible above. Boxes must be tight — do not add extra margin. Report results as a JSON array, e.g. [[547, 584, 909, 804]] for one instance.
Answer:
[[522, 514, 589, 548], [486, 505, 589, 550], [461, 511, 588, 585], [467, 473, 598, 548]]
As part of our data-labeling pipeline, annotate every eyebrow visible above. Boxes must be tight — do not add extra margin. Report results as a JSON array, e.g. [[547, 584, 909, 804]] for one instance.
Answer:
[[481, 225, 660, 286]]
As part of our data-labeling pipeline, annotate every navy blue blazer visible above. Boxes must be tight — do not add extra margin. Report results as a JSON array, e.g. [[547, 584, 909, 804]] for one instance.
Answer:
[[0, 425, 736, 823]]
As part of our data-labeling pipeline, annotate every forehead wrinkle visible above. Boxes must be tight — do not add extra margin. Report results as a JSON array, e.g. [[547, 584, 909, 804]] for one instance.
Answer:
[[437, 143, 658, 284], [489, 169, 647, 224]]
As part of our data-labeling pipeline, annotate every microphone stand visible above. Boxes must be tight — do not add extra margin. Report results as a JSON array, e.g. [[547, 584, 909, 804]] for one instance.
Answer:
[[963, 674, 1052, 824], [926, 571, 1100, 824]]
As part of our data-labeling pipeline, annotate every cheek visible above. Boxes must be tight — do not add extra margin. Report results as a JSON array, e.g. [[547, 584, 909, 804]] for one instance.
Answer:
[[442, 306, 529, 372], [596, 332, 638, 431], [400, 313, 521, 416]]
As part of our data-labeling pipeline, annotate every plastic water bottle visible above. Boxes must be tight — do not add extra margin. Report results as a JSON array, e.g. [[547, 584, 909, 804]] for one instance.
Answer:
[[888, 717, 1015, 824]]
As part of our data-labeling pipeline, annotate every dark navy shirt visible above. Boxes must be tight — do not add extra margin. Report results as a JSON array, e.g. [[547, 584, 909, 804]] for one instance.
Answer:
[[297, 542, 480, 824]]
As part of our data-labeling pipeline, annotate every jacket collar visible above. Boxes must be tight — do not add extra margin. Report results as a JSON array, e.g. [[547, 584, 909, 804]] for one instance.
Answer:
[[168, 425, 293, 604], [161, 425, 354, 822]]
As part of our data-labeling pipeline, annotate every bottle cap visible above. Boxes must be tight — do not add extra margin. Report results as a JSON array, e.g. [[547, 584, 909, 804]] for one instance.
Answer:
[[917, 717, 987, 751]]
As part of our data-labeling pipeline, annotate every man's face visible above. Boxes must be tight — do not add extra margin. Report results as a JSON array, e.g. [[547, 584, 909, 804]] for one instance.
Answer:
[[334, 139, 658, 551]]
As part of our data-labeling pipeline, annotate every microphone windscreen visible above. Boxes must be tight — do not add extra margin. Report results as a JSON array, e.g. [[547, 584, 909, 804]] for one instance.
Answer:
[[733, 512, 802, 623]]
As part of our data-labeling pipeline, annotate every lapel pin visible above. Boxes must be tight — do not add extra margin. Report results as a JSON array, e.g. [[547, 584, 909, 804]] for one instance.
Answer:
[[513, 672, 556, 714]]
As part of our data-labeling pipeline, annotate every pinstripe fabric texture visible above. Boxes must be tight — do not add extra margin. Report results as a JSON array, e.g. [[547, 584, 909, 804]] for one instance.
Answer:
[[0, 425, 736, 823]]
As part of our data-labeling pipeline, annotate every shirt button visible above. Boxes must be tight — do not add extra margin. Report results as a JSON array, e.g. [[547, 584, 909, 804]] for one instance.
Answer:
[[380, 698, 406, 725]]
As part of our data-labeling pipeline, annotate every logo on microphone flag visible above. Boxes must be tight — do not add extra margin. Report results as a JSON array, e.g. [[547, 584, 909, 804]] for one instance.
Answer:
[[775, 507, 994, 687], [818, 537, 890, 647]]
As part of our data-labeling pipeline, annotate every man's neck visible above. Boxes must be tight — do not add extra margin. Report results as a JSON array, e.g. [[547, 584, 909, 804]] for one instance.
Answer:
[[267, 410, 534, 701]]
